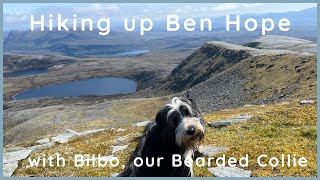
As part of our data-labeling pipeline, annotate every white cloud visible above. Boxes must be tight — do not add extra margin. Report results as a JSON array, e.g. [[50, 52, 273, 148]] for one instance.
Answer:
[[175, 9, 185, 13], [212, 3, 264, 11], [199, 7, 207, 12], [184, 5, 192, 10], [73, 3, 120, 16], [4, 14, 28, 24]]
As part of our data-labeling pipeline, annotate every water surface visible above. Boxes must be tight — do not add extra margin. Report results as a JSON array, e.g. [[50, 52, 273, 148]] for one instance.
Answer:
[[14, 77, 137, 100], [4, 68, 48, 77]]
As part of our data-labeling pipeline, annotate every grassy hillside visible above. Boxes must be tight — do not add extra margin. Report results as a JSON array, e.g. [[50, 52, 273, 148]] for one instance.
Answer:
[[13, 100, 316, 177], [153, 37, 316, 112], [245, 54, 316, 103]]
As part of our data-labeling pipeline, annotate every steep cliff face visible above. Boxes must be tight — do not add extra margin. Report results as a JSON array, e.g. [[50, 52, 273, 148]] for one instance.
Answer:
[[159, 42, 252, 92]]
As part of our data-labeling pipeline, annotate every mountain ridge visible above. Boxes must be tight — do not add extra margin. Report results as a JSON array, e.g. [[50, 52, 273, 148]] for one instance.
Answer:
[[149, 35, 316, 112]]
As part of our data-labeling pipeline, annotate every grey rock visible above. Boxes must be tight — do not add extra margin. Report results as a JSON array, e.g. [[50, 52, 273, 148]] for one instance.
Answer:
[[299, 100, 315, 105], [3, 148, 32, 177], [208, 167, 252, 177], [3, 161, 18, 177], [208, 115, 254, 128], [35, 138, 51, 144], [116, 128, 126, 132], [110, 172, 119, 177], [111, 145, 128, 154], [79, 128, 106, 136], [30, 142, 56, 151], [134, 120, 151, 127], [114, 137, 129, 145], [245, 35, 316, 55], [2, 128, 112, 177], [198, 146, 228, 157], [3, 148, 32, 163], [51, 129, 80, 143]]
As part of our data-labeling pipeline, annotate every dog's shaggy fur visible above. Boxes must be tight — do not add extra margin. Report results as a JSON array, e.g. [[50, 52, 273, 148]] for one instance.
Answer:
[[119, 95, 205, 177]]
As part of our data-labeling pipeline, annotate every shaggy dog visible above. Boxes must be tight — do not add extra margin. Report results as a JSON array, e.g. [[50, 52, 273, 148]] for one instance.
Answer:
[[119, 94, 205, 177]]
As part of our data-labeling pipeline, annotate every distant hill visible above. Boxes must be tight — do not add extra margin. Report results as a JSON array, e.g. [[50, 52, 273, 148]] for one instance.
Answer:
[[152, 35, 316, 111], [4, 8, 316, 57]]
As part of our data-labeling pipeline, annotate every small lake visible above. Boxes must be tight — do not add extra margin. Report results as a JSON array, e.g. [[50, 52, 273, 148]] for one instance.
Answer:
[[113, 50, 149, 56], [14, 77, 137, 100], [4, 68, 49, 77]]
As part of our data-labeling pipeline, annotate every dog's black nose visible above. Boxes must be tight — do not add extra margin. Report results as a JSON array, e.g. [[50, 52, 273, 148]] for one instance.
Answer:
[[187, 127, 196, 135]]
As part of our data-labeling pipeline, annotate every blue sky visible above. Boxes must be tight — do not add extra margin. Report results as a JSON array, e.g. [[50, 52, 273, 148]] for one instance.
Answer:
[[3, 3, 317, 30]]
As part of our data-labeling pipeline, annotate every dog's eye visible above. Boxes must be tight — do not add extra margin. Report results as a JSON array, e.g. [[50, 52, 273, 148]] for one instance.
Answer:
[[184, 109, 190, 116]]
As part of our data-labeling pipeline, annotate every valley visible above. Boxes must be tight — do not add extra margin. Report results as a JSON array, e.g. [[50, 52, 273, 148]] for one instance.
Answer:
[[3, 35, 316, 147]]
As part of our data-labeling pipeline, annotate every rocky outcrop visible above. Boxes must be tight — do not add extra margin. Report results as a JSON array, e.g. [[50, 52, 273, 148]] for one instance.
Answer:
[[3, 128, 108, 177]]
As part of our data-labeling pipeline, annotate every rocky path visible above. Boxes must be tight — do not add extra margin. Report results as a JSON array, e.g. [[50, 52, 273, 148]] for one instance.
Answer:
[[4, 115, 254, 177]]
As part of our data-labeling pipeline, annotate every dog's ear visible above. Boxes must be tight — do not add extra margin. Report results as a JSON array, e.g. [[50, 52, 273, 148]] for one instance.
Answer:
[[155, 105, 172, 127], [155, 106, 166, 126], [182, 90, 192, 100]]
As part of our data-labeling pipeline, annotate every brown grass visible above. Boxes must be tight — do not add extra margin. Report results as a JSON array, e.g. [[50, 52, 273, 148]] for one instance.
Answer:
[[13, 101, 317, 177]]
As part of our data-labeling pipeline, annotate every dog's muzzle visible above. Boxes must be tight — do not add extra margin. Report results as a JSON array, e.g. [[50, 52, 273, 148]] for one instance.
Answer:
[[176, 117, 205, 148]]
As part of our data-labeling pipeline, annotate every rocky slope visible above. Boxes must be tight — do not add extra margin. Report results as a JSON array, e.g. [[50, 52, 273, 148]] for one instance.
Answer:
[[152, 35, 316, 112], [244, 35, 316, 54]]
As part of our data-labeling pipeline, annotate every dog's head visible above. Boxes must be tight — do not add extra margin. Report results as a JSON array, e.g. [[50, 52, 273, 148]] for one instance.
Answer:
[[155, 95, 205, 149]]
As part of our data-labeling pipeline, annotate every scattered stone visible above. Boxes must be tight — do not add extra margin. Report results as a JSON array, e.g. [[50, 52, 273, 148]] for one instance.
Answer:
[[51, 129, 80, 143], [198, 145, 228, 157], [299, 100, 315, 105], [35, 138, 50, 144], [3, 161, 18, 177], [208, 115, 254, 128], [111, 145, 128, 154], [3, 128, 111, 177], [3, 148, 32, 177], [65, 129, 80, 135], [279, 101, 290, 105], [30, 142, 56, 151], [208, 167, 252, 177], [134, 120, 151, 127], [3, 148, 32, 163], [114, 137, 129, 145], [110, 172, 120, 177], [243, 104, 253, 107], [116, 128, 126, 132], [79, 129, 106, 136]]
